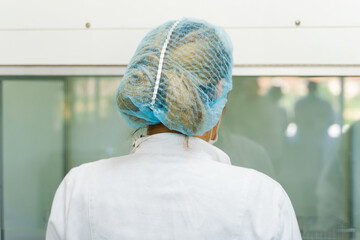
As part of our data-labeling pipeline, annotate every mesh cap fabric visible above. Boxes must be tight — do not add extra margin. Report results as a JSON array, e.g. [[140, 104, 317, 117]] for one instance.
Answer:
[[116, 18, 233, 136]]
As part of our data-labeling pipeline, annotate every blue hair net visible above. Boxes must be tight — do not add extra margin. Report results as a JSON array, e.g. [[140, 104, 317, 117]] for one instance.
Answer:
[[116, 18, 233, 136]]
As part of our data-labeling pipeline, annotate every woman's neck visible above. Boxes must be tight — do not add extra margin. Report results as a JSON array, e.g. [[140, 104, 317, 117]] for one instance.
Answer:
[[147, 124, 181, 136], [146, 124, 212, 142]]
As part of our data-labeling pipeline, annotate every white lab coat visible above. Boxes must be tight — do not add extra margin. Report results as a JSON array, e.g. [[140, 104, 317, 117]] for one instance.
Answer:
[[46, 133, 302, 240]]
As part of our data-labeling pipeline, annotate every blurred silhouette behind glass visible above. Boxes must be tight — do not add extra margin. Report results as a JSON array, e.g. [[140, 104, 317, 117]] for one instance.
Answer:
[[217, 77, 286, 178], [217, 77, 360, 239], [316, 122, 353, 227], [283, 81, 335, 217]]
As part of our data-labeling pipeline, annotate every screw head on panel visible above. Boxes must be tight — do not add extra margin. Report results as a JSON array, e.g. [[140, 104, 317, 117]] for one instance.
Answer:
[[295, 20, 301, 26], [85, 22, 91, 29]]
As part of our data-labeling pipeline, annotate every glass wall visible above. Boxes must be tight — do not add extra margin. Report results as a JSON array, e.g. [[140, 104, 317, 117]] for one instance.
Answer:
[[2, 80, 65, 240], [217, 76, 360, 240], [0, 77, 133, 240], [0, 76, 359, 240], [67, 77, 132, 168]]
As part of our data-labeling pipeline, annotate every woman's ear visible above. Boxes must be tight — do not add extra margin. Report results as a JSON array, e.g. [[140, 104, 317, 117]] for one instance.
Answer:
[[211, 108, 225, 141], [216, 78, 225, 97]]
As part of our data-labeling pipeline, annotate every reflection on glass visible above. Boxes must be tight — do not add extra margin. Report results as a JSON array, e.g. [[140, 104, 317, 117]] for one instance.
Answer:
[[217, 77, 280, 178], [217, 76, 360, 239], [68, 77, 133, 168], [289, 81, 336, 218]]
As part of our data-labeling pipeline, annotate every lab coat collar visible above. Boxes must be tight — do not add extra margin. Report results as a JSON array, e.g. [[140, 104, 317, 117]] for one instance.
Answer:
[[132, 133, 231, 165]]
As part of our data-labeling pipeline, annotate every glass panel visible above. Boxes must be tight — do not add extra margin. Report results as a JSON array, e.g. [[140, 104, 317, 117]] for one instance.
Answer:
[[2, 80, 64, 240], [217, 76, 360, 240], [1, 76, 359, 240], [68, 77, 132, 168]]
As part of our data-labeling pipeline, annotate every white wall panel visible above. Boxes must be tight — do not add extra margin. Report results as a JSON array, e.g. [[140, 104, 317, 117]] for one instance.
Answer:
[[1, 0, 360, 29], [1, 28, 359, 66], [230, 28, 360, 65], [86, 0, 360, 28], [0, 0, 359, 75]]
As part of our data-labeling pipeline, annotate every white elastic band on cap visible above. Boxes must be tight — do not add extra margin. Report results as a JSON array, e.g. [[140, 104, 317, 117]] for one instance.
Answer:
[[150, 19, 181, 110]]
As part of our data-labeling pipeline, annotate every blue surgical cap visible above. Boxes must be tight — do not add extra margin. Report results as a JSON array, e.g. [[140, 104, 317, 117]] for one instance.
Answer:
[[116, 18, 233, 136]]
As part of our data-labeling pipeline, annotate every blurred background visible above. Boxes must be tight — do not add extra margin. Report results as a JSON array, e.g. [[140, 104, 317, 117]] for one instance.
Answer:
[[0, 0, 360, 239]]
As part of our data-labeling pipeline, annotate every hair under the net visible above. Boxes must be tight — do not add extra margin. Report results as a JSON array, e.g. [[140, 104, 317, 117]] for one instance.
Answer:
[[116, 18, 233, 136]]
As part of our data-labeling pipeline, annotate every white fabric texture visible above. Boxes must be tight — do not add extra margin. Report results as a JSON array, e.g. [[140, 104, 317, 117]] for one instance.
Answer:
[[46, 133, 301, 240]]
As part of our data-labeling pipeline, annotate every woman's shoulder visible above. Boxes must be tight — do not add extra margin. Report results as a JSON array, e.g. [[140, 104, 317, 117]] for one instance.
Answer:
[[225, 166, 301, 239], [225, 165, 291, 206], [63, 154, 134, 184], [238, 167, 283, 190]]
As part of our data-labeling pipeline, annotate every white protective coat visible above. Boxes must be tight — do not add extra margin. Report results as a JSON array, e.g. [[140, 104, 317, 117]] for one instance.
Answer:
[[46, 133, 302, 240]]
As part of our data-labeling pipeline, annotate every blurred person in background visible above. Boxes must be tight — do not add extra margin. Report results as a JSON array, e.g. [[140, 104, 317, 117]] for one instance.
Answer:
[[218, 78, 286, 178], [316, 120, 360, 229], [283, 81, 335, 217]]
